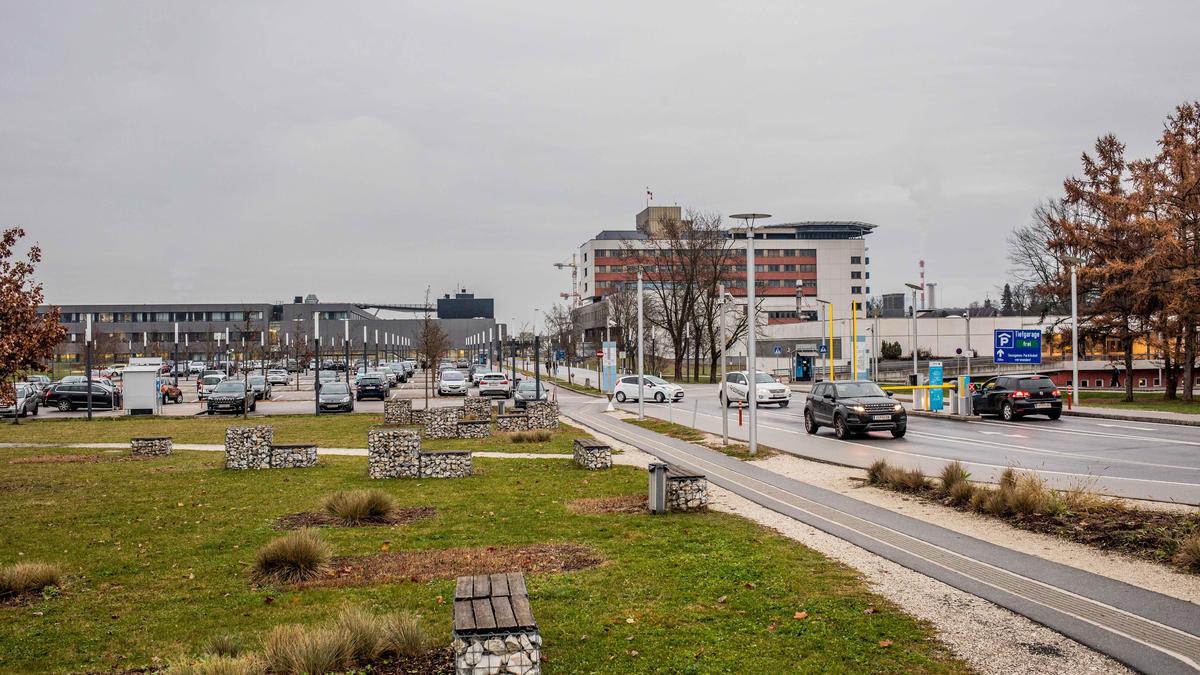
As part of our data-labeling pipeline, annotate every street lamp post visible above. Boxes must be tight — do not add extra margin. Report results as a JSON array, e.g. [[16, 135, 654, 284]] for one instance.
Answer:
[[637, 268, 645, 421], [1064, 255, 1085, 407], [313, 312, 321, 416], [815, 299, 831, 381], [718, 283, 731, 445], [953, 313, 972, 379], [905, 283, 922, 378], [85, 314, 93, 421], [731, 212, 771, 456]]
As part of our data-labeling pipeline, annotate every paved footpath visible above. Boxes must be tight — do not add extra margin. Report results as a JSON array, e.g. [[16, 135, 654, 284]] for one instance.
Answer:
[[559, 391, 1200, 674]]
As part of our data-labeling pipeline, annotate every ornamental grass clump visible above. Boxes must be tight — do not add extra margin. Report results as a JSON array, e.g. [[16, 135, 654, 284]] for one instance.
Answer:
[[1174, 534, 1200, 572], [0, 561, 61, 598], [321, 489, 396, 526], [510, 429, 551, 443], [332, 605, 386, 663], [167, 654, 265, 675], [382, 610, 429, 657], [253, 529, 331, 584], [263, 623, 355, 675], [202, 634, 244, 658], [938, 461, 970, 494]]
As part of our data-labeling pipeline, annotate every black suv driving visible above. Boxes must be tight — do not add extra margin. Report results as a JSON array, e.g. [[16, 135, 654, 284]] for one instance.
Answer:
[[972, 374, 1061, 421], [804, 380, 906, 439]]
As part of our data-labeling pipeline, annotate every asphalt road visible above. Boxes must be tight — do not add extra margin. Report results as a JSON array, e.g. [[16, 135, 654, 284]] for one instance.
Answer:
[[612, 381, 1200, 505]]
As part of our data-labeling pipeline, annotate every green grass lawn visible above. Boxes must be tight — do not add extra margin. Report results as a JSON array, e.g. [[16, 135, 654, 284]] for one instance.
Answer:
[[0, 413, 592, 455], [624, 417, 781, 460], [516, 368, 602, 397], [0, 442, 966, 673], [1080, 391, 1200, 415]]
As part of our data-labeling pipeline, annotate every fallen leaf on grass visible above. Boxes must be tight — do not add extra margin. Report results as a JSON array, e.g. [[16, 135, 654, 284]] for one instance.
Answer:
[[744, 582, 756, 589], [625, 617, 636, 624], [794, 611, 808, 620], [380, 542, 391, 552], [863, 607, 877, 614], [767, 623, 776, 632], [879, 640, 893, 648], [436, 595, 445, 605], [716, 595, 727, 604]]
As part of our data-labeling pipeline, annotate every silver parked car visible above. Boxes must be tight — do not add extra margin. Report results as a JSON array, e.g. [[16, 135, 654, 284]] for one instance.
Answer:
[[1, 383, 40, 418], [437, 370, 468, 396]]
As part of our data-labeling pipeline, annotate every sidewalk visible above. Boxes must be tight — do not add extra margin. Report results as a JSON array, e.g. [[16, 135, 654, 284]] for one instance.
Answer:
[[1065, 405, 1200, 426]]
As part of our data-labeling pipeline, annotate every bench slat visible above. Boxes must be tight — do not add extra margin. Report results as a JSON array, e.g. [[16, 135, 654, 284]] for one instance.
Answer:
[[665, 464, 705, 480], [507, 571, 528, 597], [510, 593, 536, 629], [455, 576, 474, 600], [472, 574, 491, 598], [453, 599, 475, 631], [491, 596, 517, 629], [472, 598, 497, 630], [489, 572, 510, 596]]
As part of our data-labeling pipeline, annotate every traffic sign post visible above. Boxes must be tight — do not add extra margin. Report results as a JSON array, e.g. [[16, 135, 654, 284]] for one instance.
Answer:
[[993, 330, 1042, 364]]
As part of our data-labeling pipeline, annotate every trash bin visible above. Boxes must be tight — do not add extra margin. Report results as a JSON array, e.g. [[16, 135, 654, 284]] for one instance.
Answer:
[[648, 463, 668, 515]]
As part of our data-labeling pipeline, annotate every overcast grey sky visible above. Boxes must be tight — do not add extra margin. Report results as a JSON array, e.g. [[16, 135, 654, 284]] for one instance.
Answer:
[[2, 1, 1197, 327]]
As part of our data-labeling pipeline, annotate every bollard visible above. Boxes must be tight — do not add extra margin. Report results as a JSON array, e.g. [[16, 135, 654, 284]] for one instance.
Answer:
[[668, 398, 673, 424], [496, 399, 505, 415], [692, 398, 698, 428], [738, 403, 743, 427], [648, 463, 668, 514]]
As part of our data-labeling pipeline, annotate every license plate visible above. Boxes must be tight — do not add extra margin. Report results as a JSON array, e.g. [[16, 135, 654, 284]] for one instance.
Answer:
[[1035, 403, 1051, 409], [872, 414, 892, 421]]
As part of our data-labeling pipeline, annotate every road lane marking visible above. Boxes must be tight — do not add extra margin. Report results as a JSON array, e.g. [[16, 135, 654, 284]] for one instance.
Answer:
[[979, 431, 1027, 438], [1097, 423, 1155, 431], [966, 418, 1200, 448]]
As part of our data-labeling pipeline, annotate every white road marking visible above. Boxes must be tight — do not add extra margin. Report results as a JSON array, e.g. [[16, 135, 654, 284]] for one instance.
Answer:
[[979, 431, 1027, 438], [1097, 423, 1154, 431]]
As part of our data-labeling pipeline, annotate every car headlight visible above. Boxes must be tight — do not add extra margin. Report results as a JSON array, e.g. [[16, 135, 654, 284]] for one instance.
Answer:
[[894, 403, 903, 412], [852, 404, 866, 414], [340, 396, 351, 403]]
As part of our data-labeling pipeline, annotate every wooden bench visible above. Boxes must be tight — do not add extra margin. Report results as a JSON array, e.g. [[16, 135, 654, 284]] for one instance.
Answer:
[[650, 462, 708, 513], [454, 572, 536, 635]]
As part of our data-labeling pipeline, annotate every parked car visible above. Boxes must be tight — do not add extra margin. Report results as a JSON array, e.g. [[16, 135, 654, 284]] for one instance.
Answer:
[[477, 373, 512, 398], [972, 374, 1062, 421], [197, 374, 226, 400], [318, 369, 339, 384], [160, 377, 184, 404], [22, 374, 51, 393], [207, 379, 255, 415], [437, 370, 468, 396], [512, 380, 548, 409], [319, 382, 354, 412], [720, 371, 792, 408], [1, 383, 40, 418], [613, 375, 684, 403], [43, 382, 121, 411], [456, 359, 469, 368], [804, 380, 906, 439], [188, 361, 206, 375], [356, 375, 388, 401], [59, 374, 114, 388], [247, 375, 272, 401], [266, 369, 291, 386]]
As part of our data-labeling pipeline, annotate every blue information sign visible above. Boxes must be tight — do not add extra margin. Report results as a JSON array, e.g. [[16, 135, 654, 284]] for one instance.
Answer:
[[993, 329, 1042, 364], [554, 349, 566, 362], [818, 343, 828, 356], [928, 362, 944, 411]]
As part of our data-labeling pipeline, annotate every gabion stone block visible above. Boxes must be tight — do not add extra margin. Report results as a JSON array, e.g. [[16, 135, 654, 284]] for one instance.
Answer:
[[572, 439, 612, 470], [419, 451, 472, 478], [424, 406, 464, 440], [224, 425, 273, 470], [383, 398, 412, 425], [452, 571, 540, 675], [525, 401, 560, 431], [368, 428, 421, 479], [456, 420, 491, 439], [496, 413, 529, 433], [270, 444, 318, 468], [463, 396, 493, 421], [410, 408, 428, 427], [667, 476, 708, 512], [130, 436, 172, 457]]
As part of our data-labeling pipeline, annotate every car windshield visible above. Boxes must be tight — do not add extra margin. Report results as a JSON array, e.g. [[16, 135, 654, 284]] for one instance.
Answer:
[[753, 372, 776, 384], [834, 382, 887, 398], [214, 381, 245, 393], [249, 377, 265, 385], [517, 381, 542, 392], [441, 371, 464, 381], [646, 376, 669, 386], [202, 376, 223, 385], [323, 383, 349, 395]]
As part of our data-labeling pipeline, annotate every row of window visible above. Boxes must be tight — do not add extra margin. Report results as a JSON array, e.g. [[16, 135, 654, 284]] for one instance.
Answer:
[[60, 311, 266, 324], [767, 311, 819, 320], [851, 286, 871, 294], [592, 248, 821, 258], [1075, 378, 1200, 388]]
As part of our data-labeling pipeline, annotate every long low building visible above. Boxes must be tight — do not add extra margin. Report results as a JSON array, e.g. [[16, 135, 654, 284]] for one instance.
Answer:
[[42, 291, 502, 365]]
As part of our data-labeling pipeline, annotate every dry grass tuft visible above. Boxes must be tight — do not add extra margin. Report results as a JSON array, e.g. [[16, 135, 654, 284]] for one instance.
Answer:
[[566, 494, 648, 514], [321, 490, 396, 526], [866, 459, 891, 485], [1174, 534, 1200, 572], [510, 430, 551, 443], [938, 461, 970, 493], [262, 623, 354, 675], [203, 634, 244, 658], [0, 562, 62, 597], [253, 529, 331, 584], [167, 654, 265, 675], [998, 467, 1018, 491], [947, 479, 976, 506], [333, 605, 385, 663], [382, 610, 429, 657], [1004, 475, 1054, 515], [893, 467, 931, 492]]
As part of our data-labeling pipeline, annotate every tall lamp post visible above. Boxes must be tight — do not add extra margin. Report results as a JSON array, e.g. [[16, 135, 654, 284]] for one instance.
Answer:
[[343, 319, 351, 385], [718, 283, 733, 444], [85, 314, 93, 421], [814, 298, 831, 381], [313, 312, 321, 416], [952, 313, 972, 379], [905, 282, 923, 378], [636, 269, 645, 420], [1064, 255, 1085, 407], [731, 212, 771, 457]]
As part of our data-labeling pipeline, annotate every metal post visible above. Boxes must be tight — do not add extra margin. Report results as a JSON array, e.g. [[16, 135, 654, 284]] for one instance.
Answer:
[[534, 334, 541, 397], [746, 230, 758, 455], [313, 312, 321, 416], [1070, 265, 1079, 408], [637, 269, 645, 421], [719, 283, 728, 446], [173, 322, 179, 385], [374, 329, 379, 370], [85, 314, 93, 421], [343, 320, 350, 385], [851, 300, 858, 380], [828, 304, 835, 382]]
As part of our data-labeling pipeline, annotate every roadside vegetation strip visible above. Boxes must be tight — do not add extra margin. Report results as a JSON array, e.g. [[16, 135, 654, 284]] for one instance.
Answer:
[[515, 367, 602, 396], [624, 416, 781, 460], [0, 446, 969, 673], [1078, 392, 1200, 416], [865, 459, 1200, 573]]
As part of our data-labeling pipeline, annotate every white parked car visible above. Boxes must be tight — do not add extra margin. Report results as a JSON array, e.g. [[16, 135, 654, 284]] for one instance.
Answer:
[[197, 373, 227, 400], [266, 369, 291, 386], [477, 372, 512, 398], [613, 375, 684, 403], [437, 370, 468, 396], [720, 371, 792, 408]]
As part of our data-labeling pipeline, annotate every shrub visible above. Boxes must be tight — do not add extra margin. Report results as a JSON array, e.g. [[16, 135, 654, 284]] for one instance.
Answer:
[[893, 468, 931, 492], [263, 624, 354, 675], [321, 490, 396, 526], [168, 654, 265, 675], [1173, 534, 1200, 572], [0, 562, 62, 597], [947, 480, 975, 506], [998, 467, 1018, 492], [382, 610, 428, 657], [969, 487, 992, 512], [333, 605, 385, 663], [253, 529, 331, 583], [510, 430, 551, 443], [866, 459, 891, 485], [203, 634, 243, 658], [938, 461, 969, 494], [1004, 475, 1053, 515]]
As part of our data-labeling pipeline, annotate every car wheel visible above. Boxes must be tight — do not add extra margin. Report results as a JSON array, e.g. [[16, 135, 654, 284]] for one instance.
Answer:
[[57, 400, 72, 412], [834, 414, 850, 440], [804, 410, 818, 434], [250, 401, 257, 412], [778, 400, 789, 408], [654, 392, 666, 403], [175, 394, 183, 404], [31, 405, 37, 416], [1001, 402, 1016, 421], [615, 391, 626, 402], [891, 425, 907, 438], [1047, 411, 1062, 420]]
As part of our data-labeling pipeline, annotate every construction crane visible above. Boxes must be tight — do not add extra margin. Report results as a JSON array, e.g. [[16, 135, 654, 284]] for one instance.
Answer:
[[553, 255, 580, 309]]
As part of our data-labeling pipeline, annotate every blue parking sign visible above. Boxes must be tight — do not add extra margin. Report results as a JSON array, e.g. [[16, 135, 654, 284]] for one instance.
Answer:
[[993, 329, 1042, 364]]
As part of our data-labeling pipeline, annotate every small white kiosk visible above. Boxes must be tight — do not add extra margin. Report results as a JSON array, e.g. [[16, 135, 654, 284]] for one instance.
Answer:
[[123, 357, 163, 416]]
